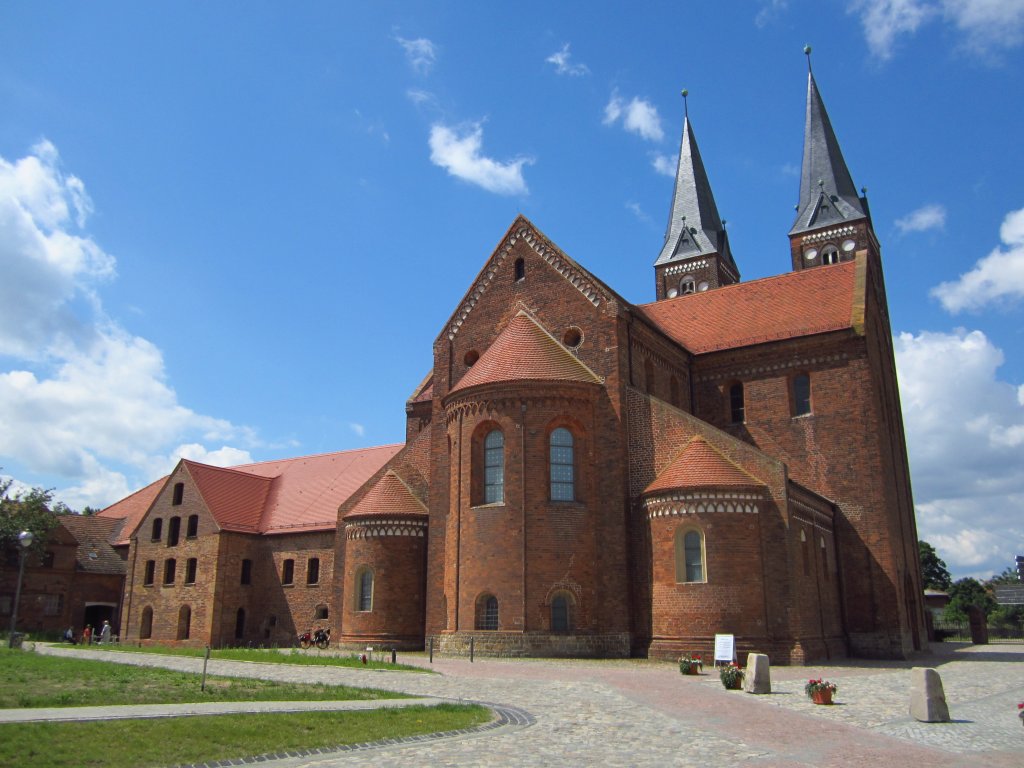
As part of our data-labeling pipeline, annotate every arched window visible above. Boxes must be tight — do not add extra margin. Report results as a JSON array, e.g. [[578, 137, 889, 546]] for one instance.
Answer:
[[549, 427, 575, 501], [177, 605, 191, 640], [151, 518, 163, 542], [514, 257, 525, 281], [792, 373, 811, 416], [167, 516, 181, 547], [172, 482, 184, 505], [163, 558, 176, 585], [729, 382, 745, 424], [186, 514, 199, 538], [140, 606, 153, 640], [680, 276, 696, 295], [674, 528, 705, 583], [550, 592, 573, 633], [234, 608, 246, 640], [484, 430, 504, 504], [822, 245, 840, 265], [476, 594, 499, 630], [357, 567, 373, 612]]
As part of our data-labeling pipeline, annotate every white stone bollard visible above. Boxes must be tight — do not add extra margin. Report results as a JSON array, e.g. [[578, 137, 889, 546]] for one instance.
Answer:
[[909, 667, 950, 723], [744, 652, 771, 694]]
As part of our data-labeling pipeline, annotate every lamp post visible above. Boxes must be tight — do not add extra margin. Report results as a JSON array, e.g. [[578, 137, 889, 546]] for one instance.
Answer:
[[8, 530, 34, 646]]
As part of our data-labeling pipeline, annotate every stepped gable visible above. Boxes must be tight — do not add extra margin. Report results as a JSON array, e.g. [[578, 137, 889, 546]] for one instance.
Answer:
[[59, 515, 128, 574], [448, 310, 603, 396], [644, 437, 766, 496], [96, 476, 165, 545], [231, 444, 402, 533], [639, 259, 857, 354], [344, 470, 427, 520]]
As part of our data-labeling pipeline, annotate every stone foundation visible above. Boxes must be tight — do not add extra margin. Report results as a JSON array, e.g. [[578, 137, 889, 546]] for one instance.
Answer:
[[434, 631, 631, 658]]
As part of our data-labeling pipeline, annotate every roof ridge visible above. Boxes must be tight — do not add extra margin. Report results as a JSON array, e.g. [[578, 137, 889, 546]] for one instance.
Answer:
[[228, 443, 404, 471]]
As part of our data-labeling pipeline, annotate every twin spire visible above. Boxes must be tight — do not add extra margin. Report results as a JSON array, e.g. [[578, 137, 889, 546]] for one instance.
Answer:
[[656, 50, 867, 285], [654, 90, 737, 277]]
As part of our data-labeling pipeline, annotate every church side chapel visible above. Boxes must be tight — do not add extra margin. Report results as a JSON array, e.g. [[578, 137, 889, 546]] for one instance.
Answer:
[[102, 57, 926, 664]]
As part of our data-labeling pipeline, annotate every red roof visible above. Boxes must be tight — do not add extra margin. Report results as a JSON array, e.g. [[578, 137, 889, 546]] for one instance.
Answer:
[[639, 261, 858, 354], [228, 444, 402, 533], [96, 477, 165, 545], [644, 437, 765, 495], [344, 471, 427, 520], [449, 311, 602, 396]]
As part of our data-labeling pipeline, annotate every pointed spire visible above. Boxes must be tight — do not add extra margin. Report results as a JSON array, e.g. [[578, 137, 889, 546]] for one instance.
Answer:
[[790, 52, 867, 235], [655, 91, 737, 275]]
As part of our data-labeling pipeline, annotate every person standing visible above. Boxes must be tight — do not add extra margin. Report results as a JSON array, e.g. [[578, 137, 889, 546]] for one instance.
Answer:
[[82, 624, 92, 645], [99, 620, 112, 644]]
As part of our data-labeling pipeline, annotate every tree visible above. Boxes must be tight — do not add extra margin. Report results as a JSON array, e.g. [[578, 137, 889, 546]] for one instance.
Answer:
[[986, 566, 1019, 586], [0, 477, 61, 560], [918, 540, 952, 591], [943, 577, 997, 622]]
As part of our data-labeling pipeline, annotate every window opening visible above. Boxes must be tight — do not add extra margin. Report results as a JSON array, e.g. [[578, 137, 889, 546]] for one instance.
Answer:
[[307, 557, 320, 585], [172, 482, 184, 505], [186, 515, 198, 538], [177, 605, 191, 640], [163, 558, 176, 585], [185, 558, 197, 584], [729, 382, 745, 424], [484, 430, 504, 504], [144, 560, 155, 586], [476, 594, 499, 630], [551, 593, 571, 632], [140, 607, 153, 639], [240, 558, 252, 585], [167, 516, 181, 547], [675, 529, 705, 583], [151, 518, 163, 542], [357, 568, 373, 612], [550, 427, 575, 501], [282, 558, 294, 585], [514, 257, 525, 281], [793, 374, 811, 416]]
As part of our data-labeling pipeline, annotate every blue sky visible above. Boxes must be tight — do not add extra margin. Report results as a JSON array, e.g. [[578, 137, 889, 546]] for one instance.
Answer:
[[1, 1, 1022, 580]]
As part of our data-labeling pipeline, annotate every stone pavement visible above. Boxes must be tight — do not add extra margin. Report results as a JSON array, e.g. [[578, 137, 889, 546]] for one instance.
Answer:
[[23, 642, 1024, 767]]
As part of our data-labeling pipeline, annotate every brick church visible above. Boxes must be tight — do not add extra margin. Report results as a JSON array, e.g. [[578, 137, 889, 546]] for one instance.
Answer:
[[99, 63, 926, 663]]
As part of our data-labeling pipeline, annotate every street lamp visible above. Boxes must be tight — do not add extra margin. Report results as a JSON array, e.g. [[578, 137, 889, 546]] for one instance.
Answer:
[[8, 530, 34, 647]]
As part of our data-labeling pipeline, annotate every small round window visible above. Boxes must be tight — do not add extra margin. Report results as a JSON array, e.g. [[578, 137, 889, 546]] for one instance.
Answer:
[[562, 327, 583, 349]]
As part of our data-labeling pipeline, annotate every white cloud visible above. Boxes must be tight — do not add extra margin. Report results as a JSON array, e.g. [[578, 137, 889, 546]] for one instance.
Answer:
[[0, 142, 256, 510], [626, 201, 652, 224], [895, 203, 946, 233], [652, 154, 676, 177], [895, 328, 1024, 577], [755, 0, 789, 27], [395, 36, 437, 75], [848, 0, 1024, 59], [849, 0, 935, 59], [603, 91, 664, 142], [931, 206, 1024, 312], [406, 89, 436, 107], [546, 43, 589, 76], [428, 122, 532, 196], [349, 422, 366, 437], [943, 0, 1024, 53]]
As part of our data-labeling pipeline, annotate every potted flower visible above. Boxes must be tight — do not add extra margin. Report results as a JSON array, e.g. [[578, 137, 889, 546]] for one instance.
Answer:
[[804, 678, 837, 705], [719, 662, 744, 690], [678, 653, 703, 675]]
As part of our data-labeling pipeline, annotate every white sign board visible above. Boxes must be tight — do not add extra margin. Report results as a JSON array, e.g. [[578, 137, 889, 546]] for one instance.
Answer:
[[714, 634, 736, 663]]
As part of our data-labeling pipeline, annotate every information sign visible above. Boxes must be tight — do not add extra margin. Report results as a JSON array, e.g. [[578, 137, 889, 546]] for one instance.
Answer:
[[714, 633, 736, 664]]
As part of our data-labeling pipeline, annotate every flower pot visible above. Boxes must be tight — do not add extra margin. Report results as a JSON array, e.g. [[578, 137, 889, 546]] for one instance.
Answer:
[[723, 678, 742, 690], [811, 689, 833, 705], [683, 667, 700, 675]]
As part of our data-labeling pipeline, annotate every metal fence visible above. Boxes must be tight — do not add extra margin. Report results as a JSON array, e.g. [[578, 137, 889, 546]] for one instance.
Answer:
[[933, 620, 1024, 642]]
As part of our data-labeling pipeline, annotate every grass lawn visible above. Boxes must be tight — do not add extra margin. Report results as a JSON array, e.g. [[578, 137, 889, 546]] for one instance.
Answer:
[[73, 642, 430, 672], [0, 705, 492, 768], [0, 648, 406, 708], [0, 648, 490, 767]]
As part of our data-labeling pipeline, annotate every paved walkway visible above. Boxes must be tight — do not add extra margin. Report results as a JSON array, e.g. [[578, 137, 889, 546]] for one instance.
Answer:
[[18, 642, 1024, 767]]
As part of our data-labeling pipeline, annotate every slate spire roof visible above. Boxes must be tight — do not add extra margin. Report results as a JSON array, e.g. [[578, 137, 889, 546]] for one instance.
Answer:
[[447, 310, 602, 396], [790, 69, 868, 236], [655, 101, 737, 276]]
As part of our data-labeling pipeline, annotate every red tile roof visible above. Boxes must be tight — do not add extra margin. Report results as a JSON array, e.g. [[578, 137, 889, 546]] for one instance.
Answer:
[[448, 311, 602, 396], [96, 477, 165, 545], [59, 515, 128, 574], [644, 437, 765, 495], [638, 261, 858, 354], [185, 461, 274, 533], [344, 471, 427, 520], [228, 444, 402, 533]]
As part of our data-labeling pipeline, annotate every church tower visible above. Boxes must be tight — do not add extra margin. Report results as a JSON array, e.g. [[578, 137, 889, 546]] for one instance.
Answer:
[[654, 92, 739, 300], [789, 48, 877, 272]]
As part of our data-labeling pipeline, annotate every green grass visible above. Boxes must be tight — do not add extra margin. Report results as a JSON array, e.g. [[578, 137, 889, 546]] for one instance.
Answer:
[[0, 648, 490, 767], [0, 648, 406, 708], [74, 642, 430, 672], [0, 705, 492, 768]]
